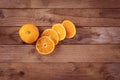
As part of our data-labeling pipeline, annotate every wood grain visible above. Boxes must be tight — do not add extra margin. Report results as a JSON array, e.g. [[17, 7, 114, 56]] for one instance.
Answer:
[[0, 9, 120, 26], [0, 27, 120, 45], [0, 0, 119, 80], [0, 0, 120, 8], [0, 63, 119, 80], [0, 45, 120, 62]]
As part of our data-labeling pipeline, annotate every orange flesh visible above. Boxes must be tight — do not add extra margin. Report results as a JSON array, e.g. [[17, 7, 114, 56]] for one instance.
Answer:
[[62, 20, 76, 38], [52, 23, 66, 41], [36, 36, 55, 55], [42, 29, 59, 45]]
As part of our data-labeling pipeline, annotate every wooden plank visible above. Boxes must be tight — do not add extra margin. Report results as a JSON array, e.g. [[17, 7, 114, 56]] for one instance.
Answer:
[[0, 0, 120, 8], [0, 63, 119, 80], [0, 9, 120, 26], [0, 27, 120, 45], [0, 45, 120, 62]]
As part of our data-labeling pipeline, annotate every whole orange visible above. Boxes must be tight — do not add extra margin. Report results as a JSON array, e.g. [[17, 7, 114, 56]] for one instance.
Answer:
[[19, 24, 39, 43]]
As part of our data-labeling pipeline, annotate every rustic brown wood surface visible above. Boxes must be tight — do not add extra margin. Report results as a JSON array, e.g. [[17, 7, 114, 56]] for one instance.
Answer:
[[0, 9, 120, 26], [0, 0, 120, 8], [0, 45, 120, 62], [0, 63, 119, 80], [0, 0, 120, 80], [0, 27, 120, 45]]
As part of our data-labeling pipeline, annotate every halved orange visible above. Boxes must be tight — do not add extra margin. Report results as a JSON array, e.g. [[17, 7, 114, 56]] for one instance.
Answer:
[[36, 36, 55, 55], [19, 24, 39, 43], [62, 20, 76, 38], [52, 23, 66, 41], [42, 29, 59, 45]]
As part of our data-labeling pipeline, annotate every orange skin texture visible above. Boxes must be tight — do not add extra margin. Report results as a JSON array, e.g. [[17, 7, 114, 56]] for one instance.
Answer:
[[19, 24, 39, 44]]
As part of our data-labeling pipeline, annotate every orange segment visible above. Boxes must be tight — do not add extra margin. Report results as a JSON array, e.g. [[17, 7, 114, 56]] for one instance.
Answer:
[[62, 20, 76, 38], [19, 24, 39, 43], [36, 36, 55, 55], [42, 29, 59, 45], [52, 23, 66, 41]]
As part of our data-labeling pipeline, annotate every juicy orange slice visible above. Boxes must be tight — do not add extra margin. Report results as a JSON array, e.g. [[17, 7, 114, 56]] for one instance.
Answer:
[[42, 29, 59, 45], [52, 23, 66, 41], [36, 36, 55, 55], [62, 20, 76, 38], [19, 24, 39, 43]]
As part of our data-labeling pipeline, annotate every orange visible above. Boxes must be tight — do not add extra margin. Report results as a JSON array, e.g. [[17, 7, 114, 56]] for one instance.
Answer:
[[62, 20, 76, 38], [52, 23, 66, 41], [42, 29, 59, 45], [19, 24, 39, 43], [36, 36, 55, 55]]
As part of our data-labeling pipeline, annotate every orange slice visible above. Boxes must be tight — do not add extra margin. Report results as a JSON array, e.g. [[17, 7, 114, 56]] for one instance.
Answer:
[[62, 20, 76, 38], [19, 24, 39, 43], [42, 29, 59, 45], [52, 23, 66, 41], [36, 36, 55, 55]]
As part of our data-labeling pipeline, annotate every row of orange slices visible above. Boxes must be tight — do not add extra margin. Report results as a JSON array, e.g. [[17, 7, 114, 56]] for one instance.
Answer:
[[19, 20, 76, 55]]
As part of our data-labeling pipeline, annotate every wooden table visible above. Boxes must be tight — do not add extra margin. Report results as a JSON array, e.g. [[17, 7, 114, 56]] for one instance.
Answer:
[[0, 0, 120, 80]]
